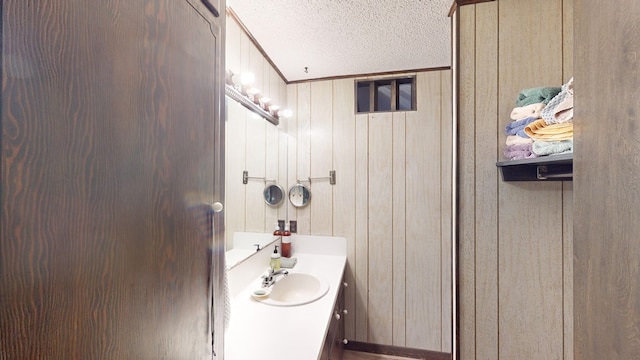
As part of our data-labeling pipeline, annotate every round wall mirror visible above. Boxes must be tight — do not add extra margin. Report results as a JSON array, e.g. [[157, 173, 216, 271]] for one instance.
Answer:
[[263, 184, 285, 207], [288, 183, 311, 208]]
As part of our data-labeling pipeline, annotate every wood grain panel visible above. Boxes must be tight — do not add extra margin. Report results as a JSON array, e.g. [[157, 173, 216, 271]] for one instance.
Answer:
[[574, 1, 640, 358], [474, 3, 499, 359], [286, 85, 299, 223], [310, 80, 334, 235], [225, 101, 248, 248], [497, 2, 564, 359], [562, 0, 574, 80], [292, 71, 453, 350], [561, 2, 574, 359], [249, 44, 264, 99], [262, 67, 278, 231], [405, 71, 442, 350], [456, 6, 477, 359], [226, 15, 241, 72], [392, 112, 407, 346], [265, 120, 279, 229], [562, 182, 573, 360], [439, 69, 453, 353], [226, 14, 290, 239], [1, 0, 221, 357], [368, 112, 394, 345], [296, 82, 312, 234], [332, 78, 357, 340], [245, 112, 267, 232], [355, 113, 370, 342], [277, 79, 288, 221]]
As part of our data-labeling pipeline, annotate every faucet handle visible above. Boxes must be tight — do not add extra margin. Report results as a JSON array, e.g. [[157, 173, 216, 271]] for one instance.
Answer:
[[261, 268, 275, 280]]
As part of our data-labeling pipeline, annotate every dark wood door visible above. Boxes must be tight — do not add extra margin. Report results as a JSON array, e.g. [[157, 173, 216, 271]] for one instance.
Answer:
[[0, 0, 224, 358]]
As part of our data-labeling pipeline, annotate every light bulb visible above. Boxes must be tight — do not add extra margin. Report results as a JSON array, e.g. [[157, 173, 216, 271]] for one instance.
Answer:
[[278, 109, 293, 118]]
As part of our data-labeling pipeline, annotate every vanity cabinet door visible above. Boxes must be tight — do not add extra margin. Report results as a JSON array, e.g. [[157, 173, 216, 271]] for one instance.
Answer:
[[321, 277, 346, 360], [0, 0, 225, 358]]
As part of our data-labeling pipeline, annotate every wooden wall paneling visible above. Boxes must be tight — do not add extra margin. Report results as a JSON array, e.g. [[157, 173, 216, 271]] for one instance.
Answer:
[[225, 101, 248, 248], [405, 71, 442, 351], [286, 85, 299, 224], [562, 0, 574, 81], [561, 1, 574, 358], [310, 81, 334, 235], [266, 65, 278, 106], [277, 79, 288, 222], [450, 9, 459, 357], [226, 16, 241, 72], [456, 5, 477, 358], [497, 1, 564, 358], [562, 182, 573, 360], [474, 2, 499, 359], [368, 112, 394, 345], [392, 111, 407, 346], [249, 44, 264, 98], [574, 1, 640, 358], [245, 113, 267, 232], [295, 82, 312, 234], [224, 16, 241, 248], [239, 30, 250, 76], [265, 120, 279, 229], [263, 66, 279, 229], [354, 113, 370, 341], [243, 36, 266, 232], [439, 69, 453, 353], [332, 78, 357, 339]]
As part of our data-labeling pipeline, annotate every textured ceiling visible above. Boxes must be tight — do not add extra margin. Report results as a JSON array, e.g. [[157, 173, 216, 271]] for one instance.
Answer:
[[227, 0, 452, 82]]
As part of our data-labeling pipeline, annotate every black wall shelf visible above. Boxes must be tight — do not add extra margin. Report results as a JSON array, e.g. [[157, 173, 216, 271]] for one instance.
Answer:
[[496, 153, 573, 181]]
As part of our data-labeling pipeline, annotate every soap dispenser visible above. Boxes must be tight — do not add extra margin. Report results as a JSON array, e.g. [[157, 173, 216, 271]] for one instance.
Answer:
[[281, 223, 292, 258], [273, 222, 282, 236], [270, 245, 281, 271]]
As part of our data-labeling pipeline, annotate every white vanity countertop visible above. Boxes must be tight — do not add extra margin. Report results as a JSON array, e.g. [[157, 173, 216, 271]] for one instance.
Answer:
[[225, 236, 347, 360]]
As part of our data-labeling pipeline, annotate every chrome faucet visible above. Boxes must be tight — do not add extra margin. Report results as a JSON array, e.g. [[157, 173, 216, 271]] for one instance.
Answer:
[[261, 268, 288, 287]]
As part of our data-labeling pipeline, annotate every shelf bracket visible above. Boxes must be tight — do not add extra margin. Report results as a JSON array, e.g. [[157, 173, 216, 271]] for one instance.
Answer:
[[242, 170, 275, 185], [297, 170, 336, 185]]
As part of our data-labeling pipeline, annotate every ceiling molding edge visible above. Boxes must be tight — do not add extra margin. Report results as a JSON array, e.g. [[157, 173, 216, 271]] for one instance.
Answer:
[[456, 0, 496, 6], [286, 66, 452, 85]]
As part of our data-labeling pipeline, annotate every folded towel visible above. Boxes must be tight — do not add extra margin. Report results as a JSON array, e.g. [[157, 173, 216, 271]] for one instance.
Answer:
[[510, 103, 546, 121], [532, 139, 573, 156], [516, 86, 562, 107], [553, 79, 574, 123], [505, 116, 537, 136], [504, 143, 537, 160], [280, 257, 297, 269], [541, 78, 574, 124], [505, 135, 534, 146], [524, 119, 573, 141]]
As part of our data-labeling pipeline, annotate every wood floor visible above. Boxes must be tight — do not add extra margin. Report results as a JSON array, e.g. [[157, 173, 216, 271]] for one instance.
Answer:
[[343, 350, 418, 360]]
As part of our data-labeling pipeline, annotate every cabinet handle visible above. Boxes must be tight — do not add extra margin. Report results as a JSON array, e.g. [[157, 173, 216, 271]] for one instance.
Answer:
[[334, 313, 341, 320], [201, 0, 220, 17], [342, 339, 349, 345], [342, 309, 348, 315], [343, 282, 348, 287]]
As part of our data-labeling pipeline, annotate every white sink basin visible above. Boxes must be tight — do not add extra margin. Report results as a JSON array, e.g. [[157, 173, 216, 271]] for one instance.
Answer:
[[255, 273, 329, 306]]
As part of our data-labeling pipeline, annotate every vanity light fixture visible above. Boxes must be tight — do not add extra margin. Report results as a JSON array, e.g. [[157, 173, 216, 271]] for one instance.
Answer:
[[246, 87, 260, 103], [226, 69, 293, 125]]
